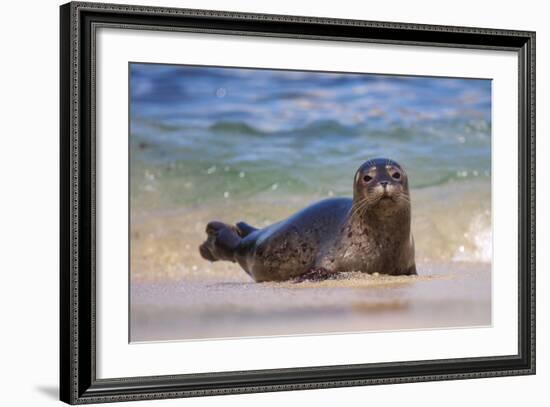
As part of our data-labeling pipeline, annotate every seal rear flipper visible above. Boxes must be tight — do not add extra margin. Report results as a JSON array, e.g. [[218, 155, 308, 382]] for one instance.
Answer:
[[236, 221, 258, 237], [199, 221, 242, 263]]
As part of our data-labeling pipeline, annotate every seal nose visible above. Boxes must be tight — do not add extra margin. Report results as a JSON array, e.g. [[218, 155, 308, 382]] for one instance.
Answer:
[[380, 181, 389, 188]]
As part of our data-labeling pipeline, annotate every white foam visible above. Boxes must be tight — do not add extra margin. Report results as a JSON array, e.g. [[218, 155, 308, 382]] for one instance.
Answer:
[[452, 213, 492, 263]]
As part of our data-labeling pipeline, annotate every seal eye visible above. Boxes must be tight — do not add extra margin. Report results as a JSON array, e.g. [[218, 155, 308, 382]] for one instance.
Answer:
[[392, 172, 401, 180], [363, 175, 372, 183]]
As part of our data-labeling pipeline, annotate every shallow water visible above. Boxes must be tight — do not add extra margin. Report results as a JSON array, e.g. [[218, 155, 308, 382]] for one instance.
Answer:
[[129, 64, 492, 341]]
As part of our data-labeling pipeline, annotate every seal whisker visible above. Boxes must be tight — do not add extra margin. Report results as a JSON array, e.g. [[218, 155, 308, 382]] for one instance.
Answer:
[[397, 194, 410, 204], [351, 197, 372, 219], [349, 197, 368, 214], [349, 199, 369, 220]]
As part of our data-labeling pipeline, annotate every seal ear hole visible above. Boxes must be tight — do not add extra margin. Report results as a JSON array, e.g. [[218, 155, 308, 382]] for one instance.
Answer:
[[392, 172, 401, 180], [363, 175, 373, 183]]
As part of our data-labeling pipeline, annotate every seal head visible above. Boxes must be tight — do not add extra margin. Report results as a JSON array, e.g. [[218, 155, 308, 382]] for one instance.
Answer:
[[352, 158, 411, 218]]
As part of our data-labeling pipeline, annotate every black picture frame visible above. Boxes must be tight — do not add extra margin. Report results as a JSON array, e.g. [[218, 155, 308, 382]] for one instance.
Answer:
[[60, 1, 536, 404]]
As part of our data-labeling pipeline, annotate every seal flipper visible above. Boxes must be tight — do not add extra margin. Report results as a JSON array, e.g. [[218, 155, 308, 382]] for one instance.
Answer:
[[293, 267, 337, 283], [236, 221, 258, 237], [199, 221, 242, 263], [403, 264, 417, 276]]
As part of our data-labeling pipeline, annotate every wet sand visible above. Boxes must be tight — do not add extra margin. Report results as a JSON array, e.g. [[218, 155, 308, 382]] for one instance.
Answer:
[[130, 262, 491, 342]]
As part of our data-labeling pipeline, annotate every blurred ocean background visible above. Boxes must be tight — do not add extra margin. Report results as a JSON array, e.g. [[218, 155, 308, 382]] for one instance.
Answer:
[[129, 63, 491, 341]]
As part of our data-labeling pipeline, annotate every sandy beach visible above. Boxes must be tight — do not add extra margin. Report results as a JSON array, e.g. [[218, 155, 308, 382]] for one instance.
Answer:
[[130, 262, 490, 342]]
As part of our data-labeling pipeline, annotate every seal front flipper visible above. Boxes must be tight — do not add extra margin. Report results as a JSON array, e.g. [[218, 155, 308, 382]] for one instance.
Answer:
[[293, 267, 337, 283], [199, 221, 242, 263], [403, 264, 417, 276]]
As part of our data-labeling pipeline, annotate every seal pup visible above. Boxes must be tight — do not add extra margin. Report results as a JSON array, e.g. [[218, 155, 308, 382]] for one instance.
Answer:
[[199, 158, 416, 282]]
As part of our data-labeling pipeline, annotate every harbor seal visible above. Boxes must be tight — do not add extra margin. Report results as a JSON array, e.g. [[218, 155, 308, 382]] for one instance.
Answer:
[[199, 158, 416, 282]]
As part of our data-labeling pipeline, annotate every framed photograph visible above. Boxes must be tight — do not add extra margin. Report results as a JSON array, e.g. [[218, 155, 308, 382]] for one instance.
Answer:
[[60, 1, 535, 404]]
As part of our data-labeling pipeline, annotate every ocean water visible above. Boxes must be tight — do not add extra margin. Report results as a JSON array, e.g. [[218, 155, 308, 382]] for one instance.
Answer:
[[129, 63, 492, 278]]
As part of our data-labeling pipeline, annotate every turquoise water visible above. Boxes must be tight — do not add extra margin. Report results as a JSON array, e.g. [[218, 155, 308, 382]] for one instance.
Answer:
[[129, 63, 491, 264]]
